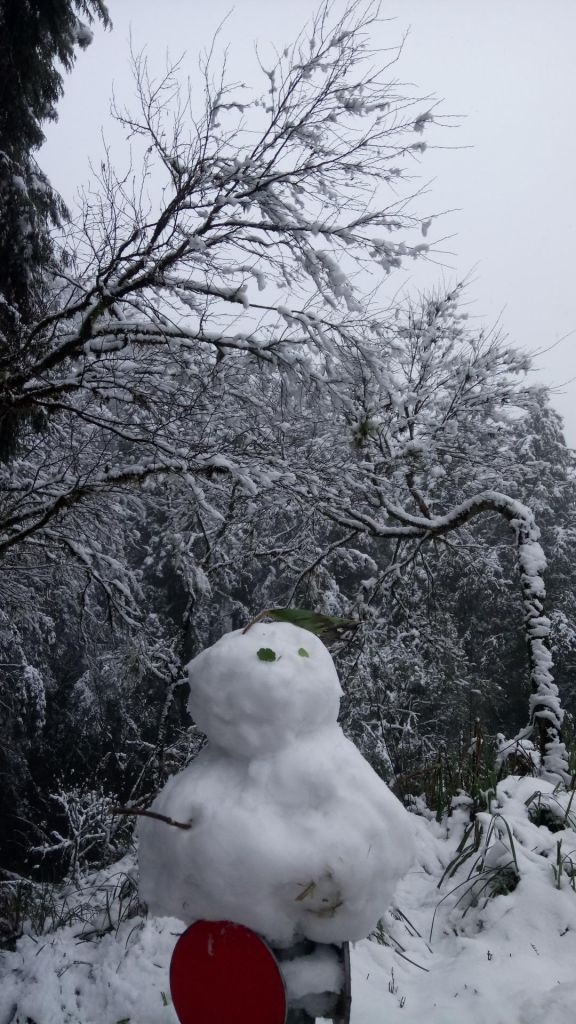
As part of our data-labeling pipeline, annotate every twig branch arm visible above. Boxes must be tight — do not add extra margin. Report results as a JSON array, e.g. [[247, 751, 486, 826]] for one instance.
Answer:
[[110, 807, 193, 830]]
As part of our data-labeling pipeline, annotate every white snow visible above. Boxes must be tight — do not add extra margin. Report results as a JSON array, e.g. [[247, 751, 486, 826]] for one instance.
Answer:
[[4, 775, 576, 1023], [281, 946, 343, 1000], [138, 623, 414, 946], [186, 623, 342, 757], [350, 777, 576, 1024]]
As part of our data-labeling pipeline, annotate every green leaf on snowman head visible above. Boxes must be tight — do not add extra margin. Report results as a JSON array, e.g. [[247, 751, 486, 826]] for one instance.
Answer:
[[257, 647, 277, 662], [298, 647, 310, 657], [266, 607, 358, 644]]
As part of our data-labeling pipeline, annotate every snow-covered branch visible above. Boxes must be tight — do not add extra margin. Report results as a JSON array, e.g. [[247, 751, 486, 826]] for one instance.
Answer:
[[0, 1, 436, 558], [326, 488, 570, 783]]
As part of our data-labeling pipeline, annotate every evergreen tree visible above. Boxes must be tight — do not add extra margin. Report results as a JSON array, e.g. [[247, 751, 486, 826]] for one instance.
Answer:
[[0, 0, 110, 451]]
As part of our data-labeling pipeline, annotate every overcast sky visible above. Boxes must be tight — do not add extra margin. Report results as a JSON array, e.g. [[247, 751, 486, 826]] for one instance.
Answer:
[[41, 0, 576, 443]]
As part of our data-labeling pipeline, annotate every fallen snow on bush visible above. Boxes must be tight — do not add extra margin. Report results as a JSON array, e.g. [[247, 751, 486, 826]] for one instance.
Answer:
[[2, 776, 576, 1023], [355, 775, 576, 1023]]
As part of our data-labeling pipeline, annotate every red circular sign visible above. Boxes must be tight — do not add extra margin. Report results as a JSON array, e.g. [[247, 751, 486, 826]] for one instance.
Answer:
[[169, 920, 287, 1024]]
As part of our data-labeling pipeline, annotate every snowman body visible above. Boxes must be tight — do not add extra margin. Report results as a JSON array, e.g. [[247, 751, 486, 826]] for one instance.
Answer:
[[138, 622, 414, 946]]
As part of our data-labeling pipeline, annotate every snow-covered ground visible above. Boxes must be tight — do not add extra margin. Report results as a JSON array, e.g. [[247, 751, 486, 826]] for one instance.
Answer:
[[2, 775, 576, 1024], [353, 777, 576, 1024]]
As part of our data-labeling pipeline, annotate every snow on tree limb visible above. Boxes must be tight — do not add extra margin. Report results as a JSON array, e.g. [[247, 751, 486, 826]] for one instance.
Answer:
[[327, 489, 570, 784], [1, 0, 438, 558]]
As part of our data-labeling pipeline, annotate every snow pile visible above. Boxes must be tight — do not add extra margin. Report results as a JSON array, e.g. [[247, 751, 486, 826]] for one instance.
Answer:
[[352, 775, 576, 1023], [138, 622, 414, 945], [0, 909, 182, 1024]]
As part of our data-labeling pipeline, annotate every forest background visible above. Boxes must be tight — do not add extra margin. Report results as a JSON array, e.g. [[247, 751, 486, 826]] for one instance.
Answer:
[[1, 0, 575, 926]]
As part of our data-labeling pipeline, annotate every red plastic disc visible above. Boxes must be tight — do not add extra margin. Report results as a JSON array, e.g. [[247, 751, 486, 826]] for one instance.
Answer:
[[169, 920, 287, 1024]]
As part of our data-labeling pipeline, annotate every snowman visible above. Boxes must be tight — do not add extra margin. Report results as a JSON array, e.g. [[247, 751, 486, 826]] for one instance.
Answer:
[[138, 620, 414, 950]]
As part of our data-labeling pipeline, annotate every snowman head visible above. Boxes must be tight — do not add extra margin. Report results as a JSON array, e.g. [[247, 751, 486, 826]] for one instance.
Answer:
[[186, 622, 342, 758]]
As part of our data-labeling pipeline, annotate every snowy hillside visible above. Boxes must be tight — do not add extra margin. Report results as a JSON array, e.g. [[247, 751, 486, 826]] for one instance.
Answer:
[[2, 775, 576, 1024]]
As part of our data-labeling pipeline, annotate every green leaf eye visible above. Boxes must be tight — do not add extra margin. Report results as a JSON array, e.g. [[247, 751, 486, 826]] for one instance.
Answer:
[[257, 647, 277, 662], [298, 647, 310, 657]]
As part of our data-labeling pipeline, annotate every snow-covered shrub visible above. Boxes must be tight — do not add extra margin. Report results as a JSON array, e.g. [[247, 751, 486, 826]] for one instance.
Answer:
[[393, 726, 499, 824], [30, 787, 133, 882], [434, 776, 576, 938], [0, 855, 140, 952], [524, 786, 576, 833], [495, 733, 541, 777]]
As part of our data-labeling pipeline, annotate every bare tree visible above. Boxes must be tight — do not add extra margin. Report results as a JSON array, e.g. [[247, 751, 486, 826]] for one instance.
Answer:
[[0, 0, 434, 565]]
